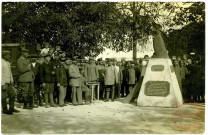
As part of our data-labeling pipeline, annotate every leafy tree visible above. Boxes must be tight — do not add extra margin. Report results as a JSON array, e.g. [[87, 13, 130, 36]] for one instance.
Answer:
[[2, 2, 205, 59]]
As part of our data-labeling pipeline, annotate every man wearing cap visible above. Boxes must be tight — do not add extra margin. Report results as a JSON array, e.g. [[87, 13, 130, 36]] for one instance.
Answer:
[[116, 61, 123, 99], [126, 61, 136, 95], [40, 54, 57, 108], [51, 50, 61, 104], [84, 57, 99, 99], [2, 50, 20, 114], [30, 54, 43, 107], [55, 55, 68, 107], [84, 57, 99, 82], [121, 59, 127, 97], [96, 58, 105, 100], [104, 59, 117, 102], [17, 49, 35, 109], [68, 56, 83, 105], [113, 59, 121, 99]]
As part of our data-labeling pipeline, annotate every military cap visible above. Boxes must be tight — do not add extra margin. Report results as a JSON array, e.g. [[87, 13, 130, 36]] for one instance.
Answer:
[[30, 54, 39, 58]]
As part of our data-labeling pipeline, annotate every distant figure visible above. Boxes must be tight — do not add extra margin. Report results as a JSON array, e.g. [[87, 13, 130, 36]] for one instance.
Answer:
[[104, 59, 117, 102], [2, 50, 20, 114], [17, 49, 35, 110]]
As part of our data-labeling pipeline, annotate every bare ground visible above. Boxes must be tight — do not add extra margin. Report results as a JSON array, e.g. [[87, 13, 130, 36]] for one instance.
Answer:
[[1, 99, 205, 134]]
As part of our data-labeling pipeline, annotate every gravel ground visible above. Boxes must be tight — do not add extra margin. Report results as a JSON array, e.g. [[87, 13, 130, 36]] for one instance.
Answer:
[[1, 99, 205, 134]]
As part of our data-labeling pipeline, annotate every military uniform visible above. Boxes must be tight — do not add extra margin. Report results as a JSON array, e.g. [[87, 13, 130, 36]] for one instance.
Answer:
[[68, 63, 82, 105], [17, 51, 35, 109], [2, 53, 20, 114], [104, 62, 117, 101], [55, 61, 68, 106], [40, 59, 57, 107]]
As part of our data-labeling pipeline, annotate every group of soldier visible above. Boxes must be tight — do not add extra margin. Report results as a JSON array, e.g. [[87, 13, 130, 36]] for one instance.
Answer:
[[172, 54, 205, 102], [1, 42, 205, 115]]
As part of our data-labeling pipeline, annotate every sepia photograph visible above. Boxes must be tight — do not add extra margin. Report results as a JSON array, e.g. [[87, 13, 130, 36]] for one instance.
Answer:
[[1, 1, 205, 134]]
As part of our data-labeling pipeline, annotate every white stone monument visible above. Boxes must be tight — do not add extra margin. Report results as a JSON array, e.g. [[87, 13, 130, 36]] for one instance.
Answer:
[[137, 58, 183, 107]]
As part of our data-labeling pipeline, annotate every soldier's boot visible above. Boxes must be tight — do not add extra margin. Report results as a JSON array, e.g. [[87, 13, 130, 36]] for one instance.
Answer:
[[111, 90, 115, 102], [105, 91, 110, 102], [44, 94, 50, 108], [23, 97, 29, 109], [49, 93, 58, 107], [2, 98, 13, 115], [28, 96, 34, 109], [9, 96, 20, 113]]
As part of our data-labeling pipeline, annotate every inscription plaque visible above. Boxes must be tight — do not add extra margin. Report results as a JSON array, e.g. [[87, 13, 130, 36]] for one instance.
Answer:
[[151, 65, 164, 71], [145, 81, 170, 97]]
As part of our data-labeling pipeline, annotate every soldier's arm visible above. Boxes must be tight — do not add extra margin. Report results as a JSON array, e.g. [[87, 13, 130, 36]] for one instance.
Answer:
[[68, 67, 78, 78], [17, 59, 31, 73]]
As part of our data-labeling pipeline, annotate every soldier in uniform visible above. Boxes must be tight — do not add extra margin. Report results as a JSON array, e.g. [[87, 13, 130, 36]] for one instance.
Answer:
[[84, 57, 99, 99], [40, 54, 58, 108], [17, 49, 35, 109], [30, 54, 43, 107], [104, 59, 117, 102], [96, 58, 106, 100], [126, 61, 136, 95], [55, 54, 68, 107], [2, 50, 20, 114], [68, 57, 83, 105]]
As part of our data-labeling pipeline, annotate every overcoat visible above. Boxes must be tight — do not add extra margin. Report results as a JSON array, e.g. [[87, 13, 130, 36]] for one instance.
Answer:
[[68, 64, 81, 87], [84, 63, 99, 82], [104, 65, 117, 85], [17, 57, 34, 82], [1, 58, 14, 86]]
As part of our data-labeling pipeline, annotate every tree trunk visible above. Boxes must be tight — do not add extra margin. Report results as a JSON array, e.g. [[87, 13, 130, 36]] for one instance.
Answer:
[[133, 38, 137, 60]]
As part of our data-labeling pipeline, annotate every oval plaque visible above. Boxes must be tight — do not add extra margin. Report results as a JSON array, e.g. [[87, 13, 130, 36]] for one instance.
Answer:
[[151, 65, 164, 71]]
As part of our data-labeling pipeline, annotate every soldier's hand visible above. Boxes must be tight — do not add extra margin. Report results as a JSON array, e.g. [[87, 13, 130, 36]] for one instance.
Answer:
[[57, 83, 60, 87]]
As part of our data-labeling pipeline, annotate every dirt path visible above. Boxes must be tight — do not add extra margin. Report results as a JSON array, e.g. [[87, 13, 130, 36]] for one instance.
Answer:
[[1, 100, 205, 134]]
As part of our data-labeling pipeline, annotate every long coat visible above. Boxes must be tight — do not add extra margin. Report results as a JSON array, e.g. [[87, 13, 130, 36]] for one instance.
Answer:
[[115, 66, 123, 84], [84, 63, 99, 82], [17, 57, 34, 82], [68, 64, 81, 87], [31, 62, 42, 85], [55, 61, 68, 87], [104, 65, 117, 85], [127, 67, 136, 85], [97, 65, 105, 82], [1, 58, 14, 86], [40, 61, 56, 83]]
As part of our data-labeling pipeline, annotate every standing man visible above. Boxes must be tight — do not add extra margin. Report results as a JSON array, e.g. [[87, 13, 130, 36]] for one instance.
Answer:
[[84, 57, 99, 99], [134, 58, 141, 83], [126, 61, 136, 95], [68, 57, 83, 106], [17, 49, 35, 109], [96, 58, 105, 100], [116, 61, 123, 98], [40, 54, 57, 108], [2, 50, 20, 114], [121, 59, 127, 97], [104, 59, 117, 102], [30, 54, 43, 107], [55, 55, 68, 107]]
